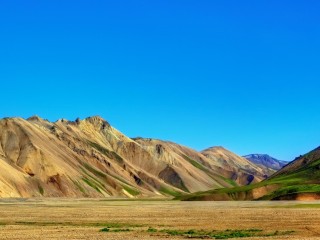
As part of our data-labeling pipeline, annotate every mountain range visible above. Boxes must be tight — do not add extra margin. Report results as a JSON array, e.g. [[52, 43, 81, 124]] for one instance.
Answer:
[[0, 116, 273, 198], [3, 115, 317, 201]]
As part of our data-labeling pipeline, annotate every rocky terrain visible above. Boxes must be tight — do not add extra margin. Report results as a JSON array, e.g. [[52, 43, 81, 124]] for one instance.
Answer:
[[201, 147, 269, 185], [0, 116, 269, 198]]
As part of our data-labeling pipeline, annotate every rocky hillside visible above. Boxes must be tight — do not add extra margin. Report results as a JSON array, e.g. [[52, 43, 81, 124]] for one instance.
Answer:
[[0, 116, 268, 198], [179, 146, 320, 201], [243, 154, 288, 171], [201, 147, 269, 185]]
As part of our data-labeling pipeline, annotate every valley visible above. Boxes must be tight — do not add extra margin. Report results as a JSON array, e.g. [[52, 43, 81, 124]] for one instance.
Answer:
[[0, 199, 319, 239]]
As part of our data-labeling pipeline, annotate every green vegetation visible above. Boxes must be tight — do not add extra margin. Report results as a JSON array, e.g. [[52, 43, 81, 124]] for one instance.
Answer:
[[100, 227, 131, 232], [83, 162, 106, 178], [38, 185, 44, 195], [175, 180, 267, 201], [111, 228, 131, 232], [177, 159, 320, 201], [289, 204, 320, 208], [100, 227, 110, 232], [12, 221, 294, 239], [87, 140, 123, 163], [159, 186, 182, 197], [182, 154, 208, 172], [122, 185, 140, 196], [147, 227, 157, 233], [82, 177, 101, 193], [154, 228, 293, 239], [99, 222, 145, 233], [71, 179, 86, 194], [80, 167, 108, 192], [260, 184, 320, 200], [109, 173, 132, 186], [176, 148, 320, 201], [219, 176, 238, 187], [81, 158, 141, 197]]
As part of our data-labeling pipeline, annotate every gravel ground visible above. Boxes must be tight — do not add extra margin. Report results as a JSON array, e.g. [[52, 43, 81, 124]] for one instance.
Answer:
[[0, 199, 319, 239]]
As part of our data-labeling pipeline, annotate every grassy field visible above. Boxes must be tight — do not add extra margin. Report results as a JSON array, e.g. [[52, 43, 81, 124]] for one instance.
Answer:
[[0, 199, 319, 239]]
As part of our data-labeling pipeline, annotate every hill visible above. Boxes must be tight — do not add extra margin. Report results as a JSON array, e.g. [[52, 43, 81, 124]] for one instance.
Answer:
[[178, 146, 320, 201], [201, 147, 269, 185], [0, 116, 268, 198]]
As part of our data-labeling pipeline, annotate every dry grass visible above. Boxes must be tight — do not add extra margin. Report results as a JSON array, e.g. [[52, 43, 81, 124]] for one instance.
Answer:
[[0, 199, 319, 239]]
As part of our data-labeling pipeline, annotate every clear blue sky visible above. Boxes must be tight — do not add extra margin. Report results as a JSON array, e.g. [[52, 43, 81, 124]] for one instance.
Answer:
[[1, 1, 320, 161]]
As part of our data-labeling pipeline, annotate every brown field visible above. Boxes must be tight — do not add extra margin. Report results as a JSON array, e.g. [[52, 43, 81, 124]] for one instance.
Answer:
[[0, 199, 320, 239]]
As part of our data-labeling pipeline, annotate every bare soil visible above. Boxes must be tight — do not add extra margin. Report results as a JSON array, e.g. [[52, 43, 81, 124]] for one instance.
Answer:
[[0, 199, 319, 239]]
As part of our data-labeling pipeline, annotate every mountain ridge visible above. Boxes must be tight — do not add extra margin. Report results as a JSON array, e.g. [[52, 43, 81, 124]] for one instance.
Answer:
[[0, 116, 270, 198]]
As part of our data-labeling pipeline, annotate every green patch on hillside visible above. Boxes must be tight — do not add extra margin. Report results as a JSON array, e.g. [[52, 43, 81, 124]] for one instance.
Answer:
[[110, 174, 132, 186], [202, 150, 320, 201], [259, 184, 320, 200], [122, 185, 140, 196], [159, 186, 182, 197], [177, 163, 320, 200], [82, 177, 101, 193], [38, 185, 44, 195], [80, 167, 107, 190], [182, 154, 208, 172], [175, 176, 288, 200], [83, 162, 106, 178], [71, 179, 86, 194], [175, 152, 320, 201], [219, 176, 238, 187], [87, 140, 124, 164]]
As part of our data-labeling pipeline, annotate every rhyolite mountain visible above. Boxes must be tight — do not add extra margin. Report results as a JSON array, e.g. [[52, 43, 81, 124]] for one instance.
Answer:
[[201, 147, 269, 185], [179, 146, 320, 201], [243, 154, 288, 171], [0, 116, 269, 198]]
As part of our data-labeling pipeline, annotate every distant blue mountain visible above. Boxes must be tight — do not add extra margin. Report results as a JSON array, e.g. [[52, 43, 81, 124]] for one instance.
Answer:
[[243, 154, 288, 171]]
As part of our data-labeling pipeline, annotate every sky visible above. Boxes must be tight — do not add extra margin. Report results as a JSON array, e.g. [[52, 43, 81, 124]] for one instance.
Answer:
[[0, 0, 320, 161]]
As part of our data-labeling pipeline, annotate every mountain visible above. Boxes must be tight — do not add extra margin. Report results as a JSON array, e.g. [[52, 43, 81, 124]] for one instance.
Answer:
[[0, 116, 269, 198], [178, 146, 320, 201], [201, 147, 269, 185], [243, 154, 288, 171]]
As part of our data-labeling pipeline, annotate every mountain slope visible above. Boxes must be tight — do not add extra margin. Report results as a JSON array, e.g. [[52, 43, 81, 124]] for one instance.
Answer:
[[178, 146, 320, 201], [0, 116, 268, 198], [243, 154, 287, 171], [201, 147, 269, 185]]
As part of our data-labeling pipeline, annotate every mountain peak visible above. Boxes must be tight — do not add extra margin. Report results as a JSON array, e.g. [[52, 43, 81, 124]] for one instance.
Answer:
[[27, 115, 45, 122], [83, 116, 110, 130], [243, 154, 287, 171], [203, 146, 226, 151]]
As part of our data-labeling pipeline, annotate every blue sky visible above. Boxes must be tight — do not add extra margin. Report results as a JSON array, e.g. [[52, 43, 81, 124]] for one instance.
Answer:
[[1, 1, 320, 160]]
